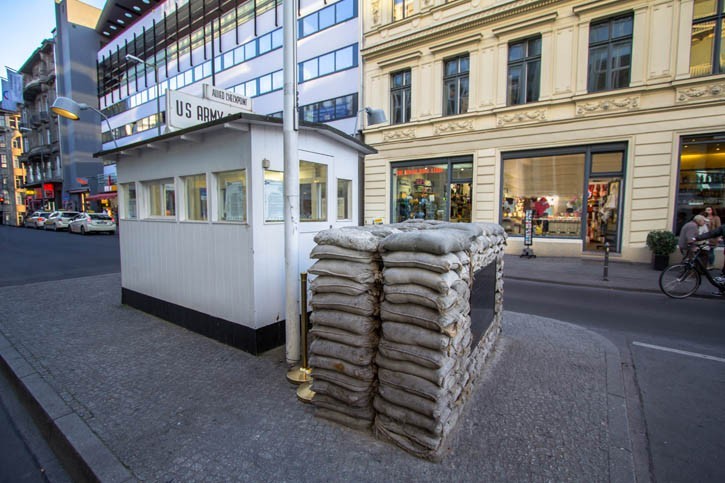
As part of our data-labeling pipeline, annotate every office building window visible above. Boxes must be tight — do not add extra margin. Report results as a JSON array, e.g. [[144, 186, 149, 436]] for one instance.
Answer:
[[588, 14, 633, 92], [217, 170, 247, 222], [147, 178, 175, 217], [443, 55, 469, 116], [300, 160, 327, 222], [393, 0, 414, 21], [299, 45, 358, 83], [184, 174, 208, 221], [299, 0, 356, 38], [508, 36, 541, 105], [300, 94, 357, 123], [391, 70, 411, 124], [123, 183, 137, 219], [337, 179, 352, 220], [690, 0, 725, 76]]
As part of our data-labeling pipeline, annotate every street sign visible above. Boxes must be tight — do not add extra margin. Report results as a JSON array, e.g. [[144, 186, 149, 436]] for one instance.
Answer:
[[166, 89, 246, 131], [202, 84, 252, 112]]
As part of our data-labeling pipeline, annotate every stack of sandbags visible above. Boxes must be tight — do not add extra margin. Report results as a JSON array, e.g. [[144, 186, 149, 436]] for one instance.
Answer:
[[373, 226, 483, 460], [307, 227, 394, 430]]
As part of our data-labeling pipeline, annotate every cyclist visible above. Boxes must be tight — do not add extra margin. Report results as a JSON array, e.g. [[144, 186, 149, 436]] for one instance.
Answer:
[[692, 221, 725, 282]]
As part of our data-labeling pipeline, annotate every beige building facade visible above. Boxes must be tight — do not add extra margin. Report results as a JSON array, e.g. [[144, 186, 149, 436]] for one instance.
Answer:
[[361, 0, 725, 263]]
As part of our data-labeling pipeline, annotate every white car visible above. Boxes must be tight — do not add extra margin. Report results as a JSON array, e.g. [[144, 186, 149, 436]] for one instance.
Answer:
[[69, 213, 116, 235], [24, 211, 51, 229], [44, 211, 80, 231]]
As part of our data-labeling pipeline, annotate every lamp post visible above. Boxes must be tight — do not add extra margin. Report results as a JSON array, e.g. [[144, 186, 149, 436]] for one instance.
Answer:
[[51, 96, 118, 149], [126, 54, 162, 136]]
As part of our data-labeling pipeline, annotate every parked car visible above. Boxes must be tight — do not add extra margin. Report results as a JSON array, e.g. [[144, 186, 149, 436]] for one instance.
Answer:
[[24, 211, 52, 229], [69, 213, 116, 235], [44, 211, 80, 231]]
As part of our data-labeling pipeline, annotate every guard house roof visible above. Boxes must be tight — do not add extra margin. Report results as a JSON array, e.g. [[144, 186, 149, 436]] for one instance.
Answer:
[[94, 111, 377, 159]]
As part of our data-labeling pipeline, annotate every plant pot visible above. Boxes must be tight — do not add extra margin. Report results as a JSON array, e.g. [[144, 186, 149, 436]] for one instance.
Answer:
[[653, 254, 670, 271]]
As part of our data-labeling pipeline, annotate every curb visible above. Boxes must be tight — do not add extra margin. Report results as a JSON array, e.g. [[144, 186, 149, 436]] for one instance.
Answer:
[[504, 274, 662, 294], [0, 332, 133, 483]]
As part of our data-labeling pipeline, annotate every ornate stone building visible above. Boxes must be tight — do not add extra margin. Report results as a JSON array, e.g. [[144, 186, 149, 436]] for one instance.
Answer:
[[361, 0, 725, 262]]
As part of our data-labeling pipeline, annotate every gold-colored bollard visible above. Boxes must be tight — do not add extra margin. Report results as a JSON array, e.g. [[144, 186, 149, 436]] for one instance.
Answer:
[[286, 274, 314, 402]]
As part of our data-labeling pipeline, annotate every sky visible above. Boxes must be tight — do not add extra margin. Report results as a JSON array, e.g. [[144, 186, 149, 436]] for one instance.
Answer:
[[0, 0, 107, 75]]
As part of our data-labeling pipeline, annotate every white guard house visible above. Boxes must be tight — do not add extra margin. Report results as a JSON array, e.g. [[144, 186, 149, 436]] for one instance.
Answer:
[[97, 111, 376, 355]]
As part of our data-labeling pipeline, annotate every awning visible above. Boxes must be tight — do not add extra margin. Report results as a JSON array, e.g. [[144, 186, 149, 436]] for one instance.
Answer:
[[86, 192, 118, 201]]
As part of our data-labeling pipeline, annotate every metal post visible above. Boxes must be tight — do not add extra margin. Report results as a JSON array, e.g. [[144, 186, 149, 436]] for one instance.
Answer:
[[603, 241, 610, 281], [296, 273, 315, 403]]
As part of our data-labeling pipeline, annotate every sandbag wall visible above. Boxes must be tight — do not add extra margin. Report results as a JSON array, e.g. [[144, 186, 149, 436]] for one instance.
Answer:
[[306, 221, 506, 459]]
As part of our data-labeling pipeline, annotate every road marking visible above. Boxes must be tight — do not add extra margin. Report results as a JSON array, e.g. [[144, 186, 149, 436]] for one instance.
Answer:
[[632, 341, 725, 363]]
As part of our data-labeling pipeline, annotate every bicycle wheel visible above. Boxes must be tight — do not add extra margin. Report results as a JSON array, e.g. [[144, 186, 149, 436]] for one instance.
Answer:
[[659, 263, 701, 299]]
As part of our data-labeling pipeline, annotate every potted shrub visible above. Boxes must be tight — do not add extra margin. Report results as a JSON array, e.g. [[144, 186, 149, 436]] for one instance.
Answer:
[[646, 230, 678, 270]]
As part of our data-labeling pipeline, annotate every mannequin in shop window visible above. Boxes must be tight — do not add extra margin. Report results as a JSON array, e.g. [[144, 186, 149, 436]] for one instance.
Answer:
[[397, 191, 411, 221], [534, 196, 550, 234]]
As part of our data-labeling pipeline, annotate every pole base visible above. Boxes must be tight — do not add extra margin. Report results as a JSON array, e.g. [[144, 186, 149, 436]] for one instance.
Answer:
[[297, 381, 316, 403], [286, 366, 311, 385]]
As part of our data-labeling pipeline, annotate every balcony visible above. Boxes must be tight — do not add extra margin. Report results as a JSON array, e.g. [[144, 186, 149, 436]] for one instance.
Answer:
[[22, 76, 47, 102]]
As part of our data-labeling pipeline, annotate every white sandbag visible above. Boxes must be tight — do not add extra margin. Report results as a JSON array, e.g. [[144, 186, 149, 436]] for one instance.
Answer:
[[311, 380, 373, 407], [310, 292, 378, 317], [309, 354, 376, 381], [378, 368, 454, 401], [379, 228, 477, 255], [373, 395, 447, 435], [310, 338, 375, 366], [382, 267, 460, 294], [380, 300, 466, 334], [378, 339, 453, 369], [310, 325, 379, 348], [381, 251, 461, 273], [374, 414, 442, 455], [310, 275, 377, 296], [377, 384, 452, 422], [317, 407, 372, 430], [314, 228, 384, 253], [314, 394, 375, 420], [312, 368, 376, 392], [381, 321, 451, 351], [310, 310, 378, 335], [308, 259, 380, 284], [310, 244, 381, 263], [383, 282, 467, 312], [375, 353, 456, 386]]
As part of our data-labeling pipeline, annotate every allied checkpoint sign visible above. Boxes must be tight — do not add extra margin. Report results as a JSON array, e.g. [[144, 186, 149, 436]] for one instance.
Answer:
[[166, 86, 252, 131]]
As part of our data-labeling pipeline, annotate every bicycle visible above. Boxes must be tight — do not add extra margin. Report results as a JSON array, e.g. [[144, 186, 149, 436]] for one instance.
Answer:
[[659, 244, 725, 298]]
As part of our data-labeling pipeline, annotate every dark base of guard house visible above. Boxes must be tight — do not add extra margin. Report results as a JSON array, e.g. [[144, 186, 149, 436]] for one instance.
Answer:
[[121, 288, 285, 355]]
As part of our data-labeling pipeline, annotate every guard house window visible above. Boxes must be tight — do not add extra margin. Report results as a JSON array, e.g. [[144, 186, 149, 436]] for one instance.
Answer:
[[690, 0, 725, 76], [337, 179, 352, 220], [393, 0, 413, 21], [147, 178, 175, 217], [300, 160, 327, 222], [184, 174, 208, 221], [444, 55, 469, 116], [508, 36, 541, 105], [588, 14, 633, 92], [391, 70, 411, 124], [217, 170, 247, 223], [123, 183, 137, 219]]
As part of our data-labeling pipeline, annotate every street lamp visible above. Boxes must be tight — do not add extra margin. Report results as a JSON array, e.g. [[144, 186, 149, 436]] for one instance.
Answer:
[[352, 107, 387, 137], [51, 96, 118, 149], [125, 54, 162, 136]]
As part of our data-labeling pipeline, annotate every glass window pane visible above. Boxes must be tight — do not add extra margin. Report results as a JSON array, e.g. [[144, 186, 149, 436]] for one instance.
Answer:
[[302, 104, 315, 122], [259, 74, 272, 94], [245, 80, 257, 97], [164, 182, 176, 216], [319, 52, 335, 76], [300, 160, 327, 221], [335, 95, 354, 118], [217, 170, 246, 222], [459, 56, 470, 73], [319, 100, 335, 121], [319, 7, 335, 30], [335, 47, 353, 70], [272, 29, 283, 48], [234, 45, 246, 63], [592, 152, 623, 173], [502, 154, 585, 238], [336, 0, 354, 22], [337, 178, 352, 220], [245, 42, 257, 60], [445, 80, 457, 115], [690, 20, 715, 76], [676, 138, 725, 235], [393, 164, 448, 222], [528, 37, 542, 56], [721, 20, 725, 71], [264, 170, 284, 222], [526, 60, 540, 102], [452, 163, 473, 179], [392, 90, 404, 123], [508, 65, 522, 105], [303, 15, 318, 36], [445, 59, 458, 76], [588, 46, 609, 91], [509, 42, 524, 62], [125, 183, 137, 218], [612, 16, 633, 38], [694, 0, 718, 19], [302, 59, 318, 81], [459, 77, 469, 113], [258, 34, 272, 54], [589, 22, 610, 43], [272, 70, 284, 90], [185, 174, 207, 221], [393, 0, 404, 21], [223, 51, 234, 69]]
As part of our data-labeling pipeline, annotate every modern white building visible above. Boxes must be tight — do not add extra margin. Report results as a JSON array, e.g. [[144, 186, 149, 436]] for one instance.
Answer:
[[99, 111, 374, 353], [95, 0, 362, 150]]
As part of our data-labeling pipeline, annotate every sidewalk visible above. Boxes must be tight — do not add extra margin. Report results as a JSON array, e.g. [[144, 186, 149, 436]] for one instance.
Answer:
[[0, 272, 635, 482]]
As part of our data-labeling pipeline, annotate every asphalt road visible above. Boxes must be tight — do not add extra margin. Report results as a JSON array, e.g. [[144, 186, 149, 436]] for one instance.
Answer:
[[505, 278, 725, 483]]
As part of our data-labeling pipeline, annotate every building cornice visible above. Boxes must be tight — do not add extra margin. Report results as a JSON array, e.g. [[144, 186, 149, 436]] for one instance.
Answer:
[[362, 0, 562, 60]]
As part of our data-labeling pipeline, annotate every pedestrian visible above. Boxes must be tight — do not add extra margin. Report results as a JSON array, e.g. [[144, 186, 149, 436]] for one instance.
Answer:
[[700, 206, 722, 268], [693, 218, 725, 277], [679, 215, 708, 263]]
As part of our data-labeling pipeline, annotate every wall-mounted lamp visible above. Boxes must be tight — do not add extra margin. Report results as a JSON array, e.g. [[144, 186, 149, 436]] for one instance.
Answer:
[[262, 158, 271, 169], [352, 107, 387, 137], [125, 54, 162, 136], [51, 96, 118, 149]]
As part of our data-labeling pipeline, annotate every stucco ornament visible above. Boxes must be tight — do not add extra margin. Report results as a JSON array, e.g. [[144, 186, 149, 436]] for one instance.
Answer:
[[371, 0, 381, 25], [383, 128, 417, 141], [576, 96, 640, 116], [496, 109, 546, 126], [676, 83, 725, 102], [434, 119, 473, 134]]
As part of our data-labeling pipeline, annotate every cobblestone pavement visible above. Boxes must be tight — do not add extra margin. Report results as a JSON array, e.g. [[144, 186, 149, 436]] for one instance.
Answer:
[[0, 273, 630, 482]]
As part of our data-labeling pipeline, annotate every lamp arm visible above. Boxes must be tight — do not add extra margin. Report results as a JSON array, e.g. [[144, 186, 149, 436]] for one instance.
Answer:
[[84, 105, 118, 149]]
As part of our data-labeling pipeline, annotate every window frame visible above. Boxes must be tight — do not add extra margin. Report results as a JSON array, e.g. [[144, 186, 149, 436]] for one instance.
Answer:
[[145, 178, 176, 218], [216, 169, 247, 223], [443, 54, 470, 116], [507, 36, 542, 106], [337, 178, 353, 220], [587, 13, 634, 93], [390, 69, 412, 125], [689, 0, 725, 76], [183, 173, 208, 222]]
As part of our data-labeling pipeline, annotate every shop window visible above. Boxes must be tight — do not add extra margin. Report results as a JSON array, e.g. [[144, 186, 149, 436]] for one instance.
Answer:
[[393, 164, 450, 222], [123, 183, 137, 219], [588, 14, 633, 92], [184, 174, 208, 221], [507, 36, 541, 105], [690, 0, 725, 76], [443, 55, 469, 116], [337, 179, 352, 220], [391, 70, 411, 125], [676, 134, 725, 236], [300, 160, 327, 222], [147, 178, 175, 217], [217, 170, 247, 222]]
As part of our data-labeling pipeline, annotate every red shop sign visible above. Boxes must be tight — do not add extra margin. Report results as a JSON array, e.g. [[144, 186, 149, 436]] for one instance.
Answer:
[[395, 167, 445, 176]]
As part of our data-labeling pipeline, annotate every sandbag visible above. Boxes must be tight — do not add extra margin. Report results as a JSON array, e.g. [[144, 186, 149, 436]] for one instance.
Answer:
[[314, 228, 385, 253], [378, 368, 455, 401], [310, 310, 378, 335], [378, 339, 452, 369], [379, 228, 478, 255], [383, 283, 465, 312], [380, 301, 465, 335], [308, 259, 380, 284], [373, 396, 446, 435], [309, 354, 376, 381], [310, 325, 379, 348], [383, 267, 460, 294], [381, 252, 461, 273], [311, 380, 373, 407], [310, 244, 380, 262], [310, 292, 378, 316], [310, 275, 377, 296], [317, 407, 373, 431], [312, 368, 376, 392], [310, 339, 375, 366], [314, 394, 375, 420], [381, 321, 451, 351], [375, 353, 456, 386], [377, 384, 452, 422], [374, 414, 442, 455]]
